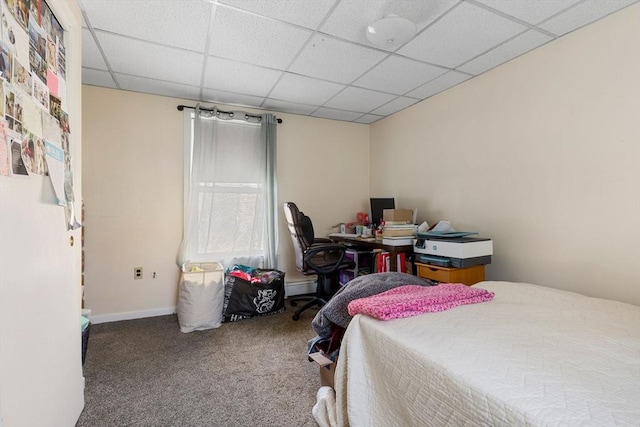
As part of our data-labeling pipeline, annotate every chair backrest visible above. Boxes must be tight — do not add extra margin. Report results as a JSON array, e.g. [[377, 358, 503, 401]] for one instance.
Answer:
[[283, 202, 314, 272]]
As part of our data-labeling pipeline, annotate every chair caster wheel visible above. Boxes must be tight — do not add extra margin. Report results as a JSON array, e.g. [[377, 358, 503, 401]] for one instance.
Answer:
[[290, 300, 298, 307], [292, 314, 300, 321]]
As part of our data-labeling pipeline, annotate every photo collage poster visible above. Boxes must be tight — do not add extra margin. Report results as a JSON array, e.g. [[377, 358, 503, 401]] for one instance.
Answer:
[[0, 0, 79, 229]]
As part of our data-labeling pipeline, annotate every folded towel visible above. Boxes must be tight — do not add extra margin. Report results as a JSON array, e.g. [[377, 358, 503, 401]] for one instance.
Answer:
[[312, 386, 338, 427], [312, 272, 432, 339], [347, 283, 494, 320]]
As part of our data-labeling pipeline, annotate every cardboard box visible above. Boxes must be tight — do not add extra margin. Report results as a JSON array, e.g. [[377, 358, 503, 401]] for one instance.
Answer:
[[319, 363, 336, 388], [383, 209, 413, 223], [310, 351, 337, 389]]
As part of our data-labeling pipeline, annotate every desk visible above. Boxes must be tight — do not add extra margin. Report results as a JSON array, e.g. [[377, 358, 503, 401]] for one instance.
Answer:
[[328, 234, 413, 272]]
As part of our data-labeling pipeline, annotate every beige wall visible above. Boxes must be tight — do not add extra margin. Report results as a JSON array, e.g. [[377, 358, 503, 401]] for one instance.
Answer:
[[83, 5, 639, 320], [277, 114, 370, 283], [371, 5, 640, 305], [82, 88, 184, 320], [0, 1, 85, 426], [82, 86, 370, 319]]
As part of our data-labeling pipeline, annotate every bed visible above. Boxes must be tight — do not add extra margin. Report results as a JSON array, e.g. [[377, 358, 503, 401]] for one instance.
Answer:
[[316, 281, 640, 426]]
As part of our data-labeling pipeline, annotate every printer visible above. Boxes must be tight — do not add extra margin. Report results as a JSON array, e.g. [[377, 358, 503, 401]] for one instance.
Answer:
[[414, 236, 493, 268]]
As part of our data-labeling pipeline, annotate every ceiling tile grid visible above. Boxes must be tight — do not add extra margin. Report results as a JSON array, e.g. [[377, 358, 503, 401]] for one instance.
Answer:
[[288, 35, 388, 84], [370, 96, 421, 117], [474, 0, 584, 26], [457, 29, 554, 75], [202, 88, 266, 108], [78, 0, 638, 123], [311, 107, 365, 122], [261, 99, 318, 116], [398, 2, 529, 68], [81, 28, 108, 70], [82, 68, 117, 89], [207, 6, 313, 70], [537, 0, 638, 36], [95, 32, 205, 86], [219, 0, 338, 30], [117, 74, 202, 101], [320, 0, 459, 49], [79, 0, 213, 52], [406, 71, 473, 100], [204, 56, 283, 98], [324, 86, 398, 113], [268, 73, 346, 106], [353, 55, 449, 96]]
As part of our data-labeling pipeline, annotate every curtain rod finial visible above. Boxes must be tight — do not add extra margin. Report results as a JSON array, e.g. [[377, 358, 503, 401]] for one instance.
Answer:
[[177, 105, 184, 111]]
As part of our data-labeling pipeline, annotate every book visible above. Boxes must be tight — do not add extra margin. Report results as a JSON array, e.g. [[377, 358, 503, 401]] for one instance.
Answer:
[[382, 227, 416, 237], [384, 220, 412, 226], [384, 223, 416, 228]]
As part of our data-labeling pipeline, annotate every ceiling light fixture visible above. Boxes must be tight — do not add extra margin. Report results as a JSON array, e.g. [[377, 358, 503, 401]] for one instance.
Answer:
[[366, 14, 417, 49]]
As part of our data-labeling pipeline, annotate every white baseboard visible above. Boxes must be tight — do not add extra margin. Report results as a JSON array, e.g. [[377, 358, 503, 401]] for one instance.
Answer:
[[90, 283, 316, 324], [285, 280, 317, 297], [91, 306, 176, 324]]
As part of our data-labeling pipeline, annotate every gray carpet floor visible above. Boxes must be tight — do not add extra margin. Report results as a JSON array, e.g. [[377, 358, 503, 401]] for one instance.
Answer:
[[76, 304, 320, 427]]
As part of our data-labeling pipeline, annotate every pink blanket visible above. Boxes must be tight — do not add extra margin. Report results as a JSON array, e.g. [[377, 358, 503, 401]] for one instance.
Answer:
[[347, 283, 494, 320]]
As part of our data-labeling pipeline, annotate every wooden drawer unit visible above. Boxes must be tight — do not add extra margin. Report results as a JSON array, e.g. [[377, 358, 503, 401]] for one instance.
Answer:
[[416, 263, 485, 286]]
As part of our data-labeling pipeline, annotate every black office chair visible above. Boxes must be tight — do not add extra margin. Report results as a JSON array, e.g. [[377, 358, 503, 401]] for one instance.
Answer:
[[283, 202, 354, 321]]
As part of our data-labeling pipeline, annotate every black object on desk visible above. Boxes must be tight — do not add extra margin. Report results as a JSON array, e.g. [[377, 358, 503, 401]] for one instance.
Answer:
[[370, 197, 395, 227]]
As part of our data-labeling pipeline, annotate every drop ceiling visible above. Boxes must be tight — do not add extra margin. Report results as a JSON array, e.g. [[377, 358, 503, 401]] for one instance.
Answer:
[[80, 0, 637, 123]]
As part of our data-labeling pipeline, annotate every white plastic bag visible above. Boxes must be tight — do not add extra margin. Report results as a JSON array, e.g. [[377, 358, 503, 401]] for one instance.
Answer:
[[177, 262, 225, 333]]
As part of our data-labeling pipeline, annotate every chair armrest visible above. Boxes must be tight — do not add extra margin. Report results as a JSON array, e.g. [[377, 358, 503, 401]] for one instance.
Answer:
[[314, 237, 333, 244], [304, 244, 349, 275]]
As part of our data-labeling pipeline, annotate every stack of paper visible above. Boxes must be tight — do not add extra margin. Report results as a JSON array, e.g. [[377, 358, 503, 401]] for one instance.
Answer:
[[382, 236, 415, 246], [382, 223, 417, 237]]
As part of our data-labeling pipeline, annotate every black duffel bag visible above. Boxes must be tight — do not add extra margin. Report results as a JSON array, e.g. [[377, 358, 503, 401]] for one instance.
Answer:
[[222, 269, 286, 322]]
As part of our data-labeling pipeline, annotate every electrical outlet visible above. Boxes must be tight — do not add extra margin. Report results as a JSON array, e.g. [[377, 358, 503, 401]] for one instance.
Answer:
[[134, 267, 143, 280], [153, 272, 157, 279]]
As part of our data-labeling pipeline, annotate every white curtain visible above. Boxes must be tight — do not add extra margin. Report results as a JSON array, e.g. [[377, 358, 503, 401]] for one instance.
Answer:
[[178, 106, 278, 270]]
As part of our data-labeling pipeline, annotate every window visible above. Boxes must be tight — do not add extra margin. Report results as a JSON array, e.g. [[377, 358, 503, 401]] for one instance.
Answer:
[[179, 108, 278, 268]]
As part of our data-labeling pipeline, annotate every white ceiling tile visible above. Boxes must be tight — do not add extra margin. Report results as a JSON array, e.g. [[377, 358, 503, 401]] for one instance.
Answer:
[[457, 30, 553, 75], [311, 108, 365, 122], [82, 29, 107, 70], [204, 57, 282, 97], [289, 35, 388, 84], [79, 0, 212, 52], [261, 99, 318, 116], [116, 74, 201, 101], [538, 0, 638, 36], [269, 73, 345, 106], [96, 32, 204, 86], [208, 7, 312, 70], [398, 2, 527, 68], [370, 96, 419, 116], [474, 0, 582, 25], [218, 0, 336, 30], [323, 87, 397, 113], [355, 114, 384, 124], [406, 70, 471, 99], [321, 0, 458, 50], [79, 0, 637, 122], [82, 68, 117, 89], [353, 55, 448, 95], [201, 89, 266, 109]]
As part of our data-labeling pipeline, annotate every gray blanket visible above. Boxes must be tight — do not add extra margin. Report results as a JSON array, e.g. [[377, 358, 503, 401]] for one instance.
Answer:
[[311, 272, 432, 339]]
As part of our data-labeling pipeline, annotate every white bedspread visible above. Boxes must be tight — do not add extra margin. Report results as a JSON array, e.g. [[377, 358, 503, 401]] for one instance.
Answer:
[[331, 281, 640, 426]]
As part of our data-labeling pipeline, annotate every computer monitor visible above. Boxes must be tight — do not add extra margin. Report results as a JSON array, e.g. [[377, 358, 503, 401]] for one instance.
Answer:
[[370, 197, 395, 227]]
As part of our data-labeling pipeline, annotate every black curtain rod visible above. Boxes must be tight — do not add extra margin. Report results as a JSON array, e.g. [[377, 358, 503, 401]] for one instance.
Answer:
[[177, 105, 282, 123]]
